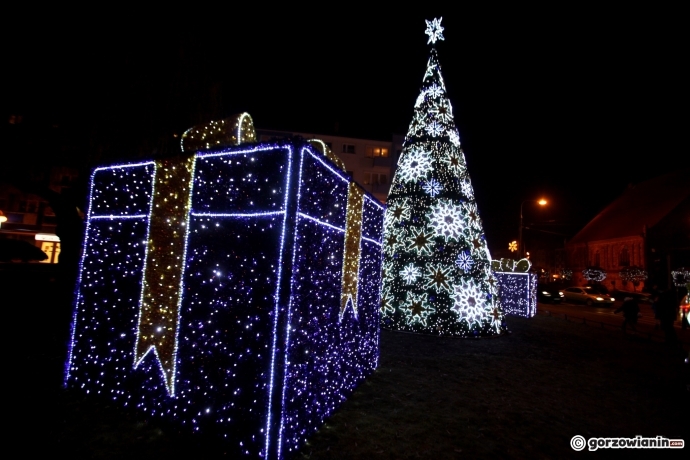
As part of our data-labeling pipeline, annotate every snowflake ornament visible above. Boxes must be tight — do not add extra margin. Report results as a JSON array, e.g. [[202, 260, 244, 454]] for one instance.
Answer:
[[401, 264, 422, 284], [383, 229, 405, 255], [426, 120, 445, 137], [379, 286, 395, 314], [463, 202, 482, 231], [425, 17, 445, 45], [448, 130, 460, 147], [455, 250, 474, 271], [427, 84, 444, 99], [460, 178, 474, 199], [403, 291, 433, 326], [425, 264, 454, 293], [431, 99, 454, 124], [384, 201, 410, 227], [428, 200, 466, 241], [407, 226, 435, 255], [397, 147, 433, 183], [451, 279, 488, 326], [441, 150, 466, 176], [422, 178, 443, 197]]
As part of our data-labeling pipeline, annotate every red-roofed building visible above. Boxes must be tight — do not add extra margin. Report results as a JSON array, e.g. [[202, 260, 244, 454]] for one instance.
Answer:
[[565, 169, 690, 290]]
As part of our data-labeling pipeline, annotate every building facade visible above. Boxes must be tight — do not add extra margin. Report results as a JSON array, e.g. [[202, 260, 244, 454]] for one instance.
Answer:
[[565, 170, 690, 290], [257, 129, 403, 203]]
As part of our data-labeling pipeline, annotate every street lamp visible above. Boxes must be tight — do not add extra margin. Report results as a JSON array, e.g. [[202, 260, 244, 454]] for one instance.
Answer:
[[519, 199, 547, 259]]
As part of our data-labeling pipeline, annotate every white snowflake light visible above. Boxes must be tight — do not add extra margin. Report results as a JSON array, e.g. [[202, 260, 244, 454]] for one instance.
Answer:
[[407, 226, 435, 255], [383, 228, 406, 255], [427, 84, 444, 99], [448, 130, 460, 147], [384, 200, 410, 227], [422, 178, 443, 197], [429, 200, 466, 241], [425, 17, 445, 45], [415, 93, 426, 108], [403, 291, 433, 326], [401, 264, 422, 284], [460, 178, 474, 199], [379, 286, 395, 314], [463, 202, 482, 231], [426, 120, 445, 137], [451, 279, 488, 326], [426, 263, 454, 293], [397, 147, 433, 183], [431, 99, 453, 124], [441, 150, 466, 176], [456, 251, 474, 271]]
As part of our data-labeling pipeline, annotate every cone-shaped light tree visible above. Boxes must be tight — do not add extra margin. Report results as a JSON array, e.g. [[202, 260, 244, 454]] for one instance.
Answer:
[[380, 18, 505, 337]]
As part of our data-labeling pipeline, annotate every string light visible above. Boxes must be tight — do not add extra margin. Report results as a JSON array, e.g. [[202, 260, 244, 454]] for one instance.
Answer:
[[583, 267, 607, 282]]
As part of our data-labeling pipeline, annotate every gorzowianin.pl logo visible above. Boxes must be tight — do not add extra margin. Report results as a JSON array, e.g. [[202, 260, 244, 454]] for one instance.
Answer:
[[571, 435, 684, 451]]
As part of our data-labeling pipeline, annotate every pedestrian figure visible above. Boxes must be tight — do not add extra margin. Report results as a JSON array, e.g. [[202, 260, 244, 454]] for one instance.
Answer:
[[615, 297, 639, 334]]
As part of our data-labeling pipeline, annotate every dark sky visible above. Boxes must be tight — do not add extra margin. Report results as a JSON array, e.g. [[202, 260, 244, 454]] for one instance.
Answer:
[[6, 7, 685, 253]]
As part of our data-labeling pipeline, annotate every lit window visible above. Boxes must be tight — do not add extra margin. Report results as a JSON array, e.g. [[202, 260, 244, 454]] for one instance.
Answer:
[[366, 147, 389, 158]]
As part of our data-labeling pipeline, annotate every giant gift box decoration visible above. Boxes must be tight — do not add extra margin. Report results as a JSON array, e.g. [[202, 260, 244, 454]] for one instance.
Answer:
[[64, 115, 384, 459], [492, 258, 537, 318]]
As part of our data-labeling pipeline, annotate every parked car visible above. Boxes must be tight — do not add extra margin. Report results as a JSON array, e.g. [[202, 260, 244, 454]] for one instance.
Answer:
[[537, 284, 564, 304], [562, 286, 615, 306]]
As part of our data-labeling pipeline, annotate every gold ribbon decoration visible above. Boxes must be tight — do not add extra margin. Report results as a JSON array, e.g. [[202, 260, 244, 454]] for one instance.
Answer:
[[134, 155, 196, 395], [340, 182, 365, 320], [181, 112, 256, 153]]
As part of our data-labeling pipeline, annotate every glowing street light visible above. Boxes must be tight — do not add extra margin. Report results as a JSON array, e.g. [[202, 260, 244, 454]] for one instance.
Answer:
[[519, 199, 547, 259], [0, 210, 7, 229]]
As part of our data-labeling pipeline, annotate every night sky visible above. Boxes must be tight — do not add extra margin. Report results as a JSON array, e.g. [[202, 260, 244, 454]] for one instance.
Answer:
[[6, 7, 685, 254]]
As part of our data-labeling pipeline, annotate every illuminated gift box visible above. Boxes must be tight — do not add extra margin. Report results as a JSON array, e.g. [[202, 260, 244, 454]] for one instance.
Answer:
[[494, 272, 537, 318], [492, 258, 537, 318], [64, 124, 384, 458]]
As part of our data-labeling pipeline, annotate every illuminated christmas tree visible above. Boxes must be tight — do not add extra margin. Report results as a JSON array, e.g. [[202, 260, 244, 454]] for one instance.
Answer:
[[380, 18, 505, 337]]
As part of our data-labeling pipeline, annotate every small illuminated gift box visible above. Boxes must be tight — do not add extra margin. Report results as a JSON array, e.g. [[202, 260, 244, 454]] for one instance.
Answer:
[[492, 258, 537, 318], [65, 115, 384, 458]]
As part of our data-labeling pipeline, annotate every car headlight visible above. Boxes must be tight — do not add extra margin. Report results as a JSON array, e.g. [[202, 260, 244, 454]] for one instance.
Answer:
[[541, 291, 551, 296], [610, 297, 615, 301], [596, 297, 604, 301], [559, 292, 564, 297]]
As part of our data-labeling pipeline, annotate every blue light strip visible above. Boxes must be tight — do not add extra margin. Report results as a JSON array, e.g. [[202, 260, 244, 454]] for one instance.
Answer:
[[264, 146, 293, 459], [196, 144, 279, 159], [277, 146, 310, 459], [91, 214, 149, 220], [297, 213, 345, 233], [191, 211, 284, 218], [92, 161, 155, 172]]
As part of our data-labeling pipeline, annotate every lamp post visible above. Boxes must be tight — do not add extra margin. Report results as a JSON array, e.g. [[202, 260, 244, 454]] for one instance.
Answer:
[[519, 199, 547, 259]]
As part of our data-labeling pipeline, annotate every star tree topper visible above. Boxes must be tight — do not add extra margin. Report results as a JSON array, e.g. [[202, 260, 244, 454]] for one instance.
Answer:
[[425, 17, 445, 44]]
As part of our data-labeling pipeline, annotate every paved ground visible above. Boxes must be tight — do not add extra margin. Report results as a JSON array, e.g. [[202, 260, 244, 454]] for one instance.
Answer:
[[539, 300, 690, 347], [3, 264, 688, 458]]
